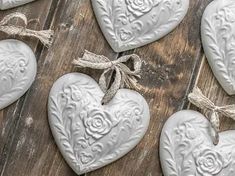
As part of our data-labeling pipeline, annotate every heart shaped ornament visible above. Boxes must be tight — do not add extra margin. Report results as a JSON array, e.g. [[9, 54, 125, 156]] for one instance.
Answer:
[[160, 110, 235, 176], [201, 0, 235, 95], [0, 39, 36, 110], [91, 0, 189, 52], [48, 73, 150, 175], [0, 0, 35, 10]]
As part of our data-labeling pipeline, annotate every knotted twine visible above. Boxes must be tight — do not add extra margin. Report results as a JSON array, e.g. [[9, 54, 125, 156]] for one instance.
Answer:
[[73, 50, 142, 105], [188, 87, 235, 145], [0, 12, 54, 47]]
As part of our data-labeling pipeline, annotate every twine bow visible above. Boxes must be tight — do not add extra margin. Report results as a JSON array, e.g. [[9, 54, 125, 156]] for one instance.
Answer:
[[188, 87, 235, 145], [73, 50, 142, 104], [0, 12, 54, 47]]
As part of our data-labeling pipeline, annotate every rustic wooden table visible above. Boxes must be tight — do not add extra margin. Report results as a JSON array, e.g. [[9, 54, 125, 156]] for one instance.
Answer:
[[1, 0, 234, 175]]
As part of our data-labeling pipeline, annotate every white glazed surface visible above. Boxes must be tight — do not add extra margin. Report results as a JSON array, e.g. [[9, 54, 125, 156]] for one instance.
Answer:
[[0, 0, 35, 10], [0, 39, 37, 110], [160, 110, 235, 176], [201, 0, 235, 95], [91, 0, 189, 52], [48, 73, 150, 175]]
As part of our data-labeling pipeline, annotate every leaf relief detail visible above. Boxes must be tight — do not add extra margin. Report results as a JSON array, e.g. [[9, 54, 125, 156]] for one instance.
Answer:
[[50, 78, 145, 173]]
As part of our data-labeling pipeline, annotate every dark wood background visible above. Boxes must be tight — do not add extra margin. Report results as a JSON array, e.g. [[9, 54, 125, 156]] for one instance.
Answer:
[[1, 0, 235, 175]]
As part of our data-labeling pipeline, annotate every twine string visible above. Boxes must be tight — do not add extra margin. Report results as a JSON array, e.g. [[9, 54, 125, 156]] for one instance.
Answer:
[[73, 50, 142, 104], [188, 87, 235, 145], [0, 12, 54, 47]]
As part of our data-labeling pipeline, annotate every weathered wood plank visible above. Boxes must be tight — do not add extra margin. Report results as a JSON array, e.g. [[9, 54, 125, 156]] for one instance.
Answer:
[[0, 0, 56, 173], [87, 0, 213, 176], [1, 0, 223, 176], [0, 0, 117, 175]]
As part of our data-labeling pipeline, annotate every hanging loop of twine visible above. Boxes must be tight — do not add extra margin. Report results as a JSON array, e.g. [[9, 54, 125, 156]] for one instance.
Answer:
[[188, 87, 235, 145], [0, 12, 54, 47], [73, 50, 142, 104]]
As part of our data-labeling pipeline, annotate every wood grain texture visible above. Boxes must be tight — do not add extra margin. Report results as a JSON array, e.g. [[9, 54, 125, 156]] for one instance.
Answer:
[[2, 0, 233, 176], [0, 0, 55, 173]]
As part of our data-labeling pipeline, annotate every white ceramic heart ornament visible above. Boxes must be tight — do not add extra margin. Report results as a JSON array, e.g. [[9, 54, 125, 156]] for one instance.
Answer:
[[0, 39, 37, 110], [91, 0, 189, 52], [160, 110, 235, 176], [48, 73, 150, 175], [201, 0, 235, 95], [0, 0, 36, 10]]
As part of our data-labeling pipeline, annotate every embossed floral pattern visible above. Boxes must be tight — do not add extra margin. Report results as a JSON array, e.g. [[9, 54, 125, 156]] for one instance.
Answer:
[[0, 41, 34, 109], [60, 85, 82, 101], [175, 122, 197, 140], [93, 0, 187, 52], [215, 7, 235, 23], [126, 0, 158, 17], [71, 86, 82, 101], [49, 74, 149, 174], [196, 149, 224, 176], [80, 152, 94, 164], [84, 109, 114, 139], [161, 112, 235, 176], [119, 28, 133, 41], [202, 1, 235, 93]]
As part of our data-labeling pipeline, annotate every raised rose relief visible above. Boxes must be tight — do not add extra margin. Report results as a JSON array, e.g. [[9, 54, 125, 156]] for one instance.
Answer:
[[201, 0, 235, 95], [160, 110, 235, 176], [0, 40, 36, 110], [48, 73, 150, 175], [83, 109, 118, 140], [195, 148, 225, 176], [126, 0, 159, 17], [92, 0, 189, 52]]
